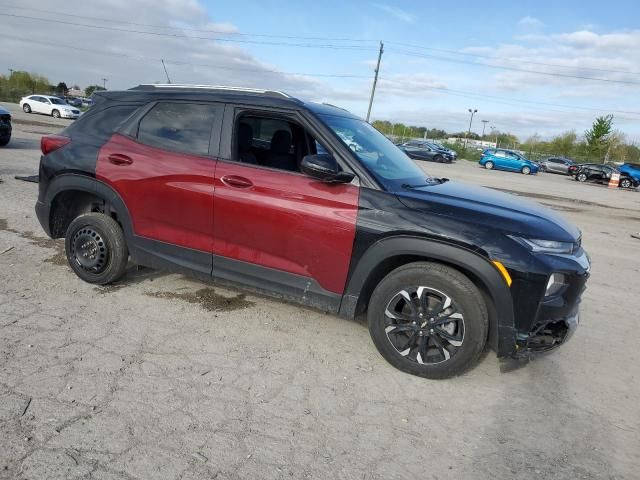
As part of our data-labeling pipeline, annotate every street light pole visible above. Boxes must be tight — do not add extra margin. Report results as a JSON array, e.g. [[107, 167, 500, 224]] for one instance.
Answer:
[[481, 119, 489, 138], [465, 108, 477, 149], [102, 78, 107, 90], [490, 126, 498, 148]]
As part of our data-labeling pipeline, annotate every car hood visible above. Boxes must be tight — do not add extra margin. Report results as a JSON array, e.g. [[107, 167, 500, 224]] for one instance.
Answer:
[[0, 105, 10, 115], [395, 180, 580, 242]]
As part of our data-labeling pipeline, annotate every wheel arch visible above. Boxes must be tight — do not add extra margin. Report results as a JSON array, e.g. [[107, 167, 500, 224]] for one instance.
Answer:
[[339, 236, 516, 356], [43, 174, 134, 243]]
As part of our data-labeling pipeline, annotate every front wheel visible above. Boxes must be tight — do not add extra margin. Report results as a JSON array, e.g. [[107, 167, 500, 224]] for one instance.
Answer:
[[22, 104, 31, 113], [484, 161, 494, 170], [65, 213, 129, 285], [52, 109, 61, 118], [521, 166, 531, 175], [576, 173, 587, 182], [434, 155, 443, 163], [0, 136, 9, 147], [619, 178, 632, 189], [367, 262, 488, 379]]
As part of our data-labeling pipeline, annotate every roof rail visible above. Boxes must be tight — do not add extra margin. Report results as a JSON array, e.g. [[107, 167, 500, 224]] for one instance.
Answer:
[[131, 84, 293, 99]]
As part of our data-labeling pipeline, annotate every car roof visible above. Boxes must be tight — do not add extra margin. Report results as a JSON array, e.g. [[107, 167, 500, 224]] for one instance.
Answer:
[[117, 84, 360, 119]]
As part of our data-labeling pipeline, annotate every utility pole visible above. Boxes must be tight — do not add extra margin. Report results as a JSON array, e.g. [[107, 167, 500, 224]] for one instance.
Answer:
[[161, 59, 171, 84], [102, 78, 107, 90], [465, 108, 477, 149], [481, 119, 489, 138], [8, 68, 14, 77], [490, 126, 498, 148], [366, 41, 384, 123]]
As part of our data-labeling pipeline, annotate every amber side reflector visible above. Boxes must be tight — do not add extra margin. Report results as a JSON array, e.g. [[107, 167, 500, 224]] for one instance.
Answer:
[[492, 260, 512, 287]]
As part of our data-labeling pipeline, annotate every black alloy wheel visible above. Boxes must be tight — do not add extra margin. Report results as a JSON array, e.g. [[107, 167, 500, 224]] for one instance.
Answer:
[[368, 262, 488, 379]]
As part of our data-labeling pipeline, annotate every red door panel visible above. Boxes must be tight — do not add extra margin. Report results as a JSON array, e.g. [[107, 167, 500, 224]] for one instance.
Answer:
[[212, 161, 359, 294], [96, 134, 215, 252]]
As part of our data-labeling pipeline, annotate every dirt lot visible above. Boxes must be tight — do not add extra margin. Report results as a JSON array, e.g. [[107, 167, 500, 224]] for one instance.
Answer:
[[1, 104, 639, 479]]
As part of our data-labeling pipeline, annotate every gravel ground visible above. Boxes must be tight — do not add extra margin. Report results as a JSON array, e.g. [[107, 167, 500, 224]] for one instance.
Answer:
[[1, 103, 639, 479]]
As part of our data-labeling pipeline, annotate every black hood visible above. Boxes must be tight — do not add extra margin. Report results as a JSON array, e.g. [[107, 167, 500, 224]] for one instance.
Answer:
[[395, 181, 580, 242]]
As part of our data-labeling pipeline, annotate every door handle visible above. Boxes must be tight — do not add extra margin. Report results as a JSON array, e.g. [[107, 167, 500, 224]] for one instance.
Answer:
[[221, 175, 253, 188], [108, 153, 133, 166]]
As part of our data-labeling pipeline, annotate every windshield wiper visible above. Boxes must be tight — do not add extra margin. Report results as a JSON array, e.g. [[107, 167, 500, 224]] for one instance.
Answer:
[[401, 177, 449, 189]]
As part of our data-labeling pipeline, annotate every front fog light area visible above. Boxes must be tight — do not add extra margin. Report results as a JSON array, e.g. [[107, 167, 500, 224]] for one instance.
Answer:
[[545, 273, 566, 296]]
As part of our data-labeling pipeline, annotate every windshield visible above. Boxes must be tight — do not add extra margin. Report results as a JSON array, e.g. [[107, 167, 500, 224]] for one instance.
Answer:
[[319, 114, 428, 190], [50, 98, 66, 105]]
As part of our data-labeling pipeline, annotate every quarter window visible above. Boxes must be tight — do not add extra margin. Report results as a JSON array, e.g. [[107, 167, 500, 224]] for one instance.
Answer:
[[137, 102, 219, 156]]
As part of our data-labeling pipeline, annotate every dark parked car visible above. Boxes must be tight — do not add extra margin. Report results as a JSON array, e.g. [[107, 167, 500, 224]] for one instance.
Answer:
[[573, 163, 638, 189], [64, 97, 83, 107], [400, 141, 453, 163], [540, 157, 575, 175], [0, 105, 11, 146], [35, 84, 590, 379]]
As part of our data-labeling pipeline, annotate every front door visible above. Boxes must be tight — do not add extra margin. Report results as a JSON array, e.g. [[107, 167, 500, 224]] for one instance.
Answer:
[[212, 108, 359, 304], [96, 101, 223, 275]]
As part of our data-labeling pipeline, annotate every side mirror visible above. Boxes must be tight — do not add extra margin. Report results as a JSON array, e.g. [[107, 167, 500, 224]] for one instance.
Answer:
[[301, 154, 355, 184]]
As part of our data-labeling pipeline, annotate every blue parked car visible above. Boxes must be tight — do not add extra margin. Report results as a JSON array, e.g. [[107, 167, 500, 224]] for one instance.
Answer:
[[618, 163, 640, 182], [479, 149, 539, 175]]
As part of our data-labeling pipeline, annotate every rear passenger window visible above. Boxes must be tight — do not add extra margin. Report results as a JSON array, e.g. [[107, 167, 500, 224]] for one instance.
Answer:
[[137, 102, 219, 156], [75, 105, 139, 140]]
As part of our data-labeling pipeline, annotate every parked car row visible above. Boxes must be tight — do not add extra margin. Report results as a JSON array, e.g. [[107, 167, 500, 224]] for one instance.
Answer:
[[398, 140, 457, 163], [571, 163, 640, 189], [19, 95, 81, 119]]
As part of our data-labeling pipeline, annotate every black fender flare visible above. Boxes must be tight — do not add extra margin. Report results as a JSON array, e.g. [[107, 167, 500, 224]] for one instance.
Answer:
[[40, 173, 135, 243], [339, 236, 516, 356]]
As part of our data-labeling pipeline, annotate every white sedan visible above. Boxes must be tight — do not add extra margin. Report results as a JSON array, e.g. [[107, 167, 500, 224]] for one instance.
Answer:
[[19, 95, 81, 119]]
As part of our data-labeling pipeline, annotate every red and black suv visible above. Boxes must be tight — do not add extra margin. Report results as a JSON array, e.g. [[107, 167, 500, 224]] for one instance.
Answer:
[[35, 85, 590, 378]]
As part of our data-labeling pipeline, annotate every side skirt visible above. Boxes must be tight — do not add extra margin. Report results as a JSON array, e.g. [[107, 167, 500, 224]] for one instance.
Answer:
[[129, 236, 342, 314]]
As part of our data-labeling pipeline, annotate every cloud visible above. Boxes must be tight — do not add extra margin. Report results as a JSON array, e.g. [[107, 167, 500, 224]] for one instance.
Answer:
[[518, 16, 544, 28], [373, 4, 415, 23]]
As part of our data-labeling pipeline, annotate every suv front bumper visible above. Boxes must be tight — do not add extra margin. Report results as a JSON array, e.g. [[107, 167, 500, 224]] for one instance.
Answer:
[[507, 250, 590, 357]]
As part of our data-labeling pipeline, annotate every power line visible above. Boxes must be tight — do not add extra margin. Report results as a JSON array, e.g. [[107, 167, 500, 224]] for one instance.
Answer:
[[0, 4, 376, 43], [387, 41, 640, 76], [389, 48, 640, 86], [0, 13, 376, 50], [0, 33, 371, 79]]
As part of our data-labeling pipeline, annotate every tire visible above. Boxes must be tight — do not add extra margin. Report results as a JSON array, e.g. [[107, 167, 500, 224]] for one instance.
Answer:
[[367, 262, 488, 379], [434, 155, 443, 163], [484, 161, 494, 170], [64, 213, 129, 285], [52, 109, 61, 118], [22, 104, 31, 113], [0, 136, 9, 147], [619, 178, 632, 189], [577, 173, 587, 182], [521, 166, 531, 175]]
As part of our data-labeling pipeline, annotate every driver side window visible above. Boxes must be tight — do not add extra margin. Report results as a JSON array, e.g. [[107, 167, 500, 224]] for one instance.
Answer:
[[233, 113, 329, 173]]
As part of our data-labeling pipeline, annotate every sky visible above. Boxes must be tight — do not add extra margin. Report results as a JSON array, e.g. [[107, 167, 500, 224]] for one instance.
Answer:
[[1, 0, 639, 141]]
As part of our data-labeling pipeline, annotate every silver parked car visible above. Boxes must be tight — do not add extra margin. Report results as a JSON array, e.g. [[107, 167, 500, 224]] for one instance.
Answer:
[[540, 157, 575, 175]]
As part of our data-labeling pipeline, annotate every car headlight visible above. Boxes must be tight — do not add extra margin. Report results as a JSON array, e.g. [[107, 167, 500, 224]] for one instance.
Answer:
[[509, 236, 574, 254]]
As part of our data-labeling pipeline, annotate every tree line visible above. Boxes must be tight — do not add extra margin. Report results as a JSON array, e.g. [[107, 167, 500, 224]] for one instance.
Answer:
[[0, 71, 105, 102], [372, 115, 639, 164]]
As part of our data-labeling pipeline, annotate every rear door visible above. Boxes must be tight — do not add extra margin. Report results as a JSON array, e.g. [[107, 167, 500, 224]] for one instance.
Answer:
[[211, 105, 359, 305], [96, 101, 223, 275]]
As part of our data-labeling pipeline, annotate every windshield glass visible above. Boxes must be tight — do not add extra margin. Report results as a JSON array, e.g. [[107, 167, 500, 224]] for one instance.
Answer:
[[50, 98, 66, 105], [319, 114, 428, 190]]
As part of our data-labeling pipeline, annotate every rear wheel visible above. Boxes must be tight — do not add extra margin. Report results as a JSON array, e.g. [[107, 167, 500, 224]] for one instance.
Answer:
[[484, 161, 494, 170], [577, 172, 587, 182], [52, 109, 61, 118], [367, 262, 488, 379], [521, 166, 531, 175], [65, 213, 128, 285], [22, 104, 31, 113]]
